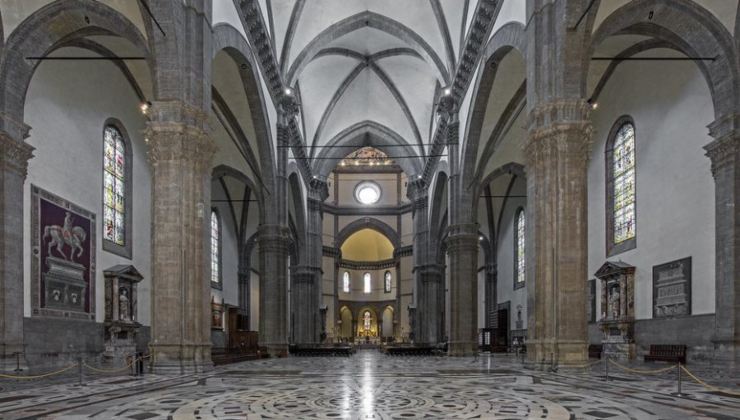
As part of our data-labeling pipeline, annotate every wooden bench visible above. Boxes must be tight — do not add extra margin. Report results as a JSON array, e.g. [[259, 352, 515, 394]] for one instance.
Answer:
[[289, 345, 353, 357], [384, 346, 435, 356], [588, 344, 603, 359], [644, 344, 687, 364]]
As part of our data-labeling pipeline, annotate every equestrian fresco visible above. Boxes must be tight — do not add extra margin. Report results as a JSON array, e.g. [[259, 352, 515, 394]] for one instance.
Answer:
[[31, 185, 96, 320]]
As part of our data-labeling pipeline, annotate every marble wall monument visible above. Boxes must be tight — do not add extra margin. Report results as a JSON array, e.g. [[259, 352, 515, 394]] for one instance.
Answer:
[[103, 265, 143, 360], [595, 261, 635, 360], [653, 257, 692, 318], [31, 186, 95, 320]]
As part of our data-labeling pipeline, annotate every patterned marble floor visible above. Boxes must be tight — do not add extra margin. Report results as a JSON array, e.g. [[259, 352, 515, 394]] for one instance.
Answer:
[[0, 351, 738, 419]]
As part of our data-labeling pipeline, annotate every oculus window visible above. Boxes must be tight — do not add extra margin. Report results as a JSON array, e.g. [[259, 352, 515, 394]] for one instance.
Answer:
[[354, 181, 381, 205]]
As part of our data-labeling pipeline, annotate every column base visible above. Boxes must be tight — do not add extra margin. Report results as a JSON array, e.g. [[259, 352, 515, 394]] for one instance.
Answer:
[[150, 343, 213, 375], [264, 343, 289, 358], [526, 339, 587, 368], [448, 341, 477, 356], [712, 338, 739, 366]]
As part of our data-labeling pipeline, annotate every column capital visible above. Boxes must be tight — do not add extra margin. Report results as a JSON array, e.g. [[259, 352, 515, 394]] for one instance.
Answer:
[[704, 135, 739, 178], [0, 132, 35, 178], [277, 91, 299, 126], [437, 92, 459, 123], [446, 223, 480, 252], [258, 224, 292, 248], [525, 99, 593, 168], [308, 177, 329, 202], [0, 112, 31, 141], [406, 177, 428, 204], [144, 102, 215, 167]]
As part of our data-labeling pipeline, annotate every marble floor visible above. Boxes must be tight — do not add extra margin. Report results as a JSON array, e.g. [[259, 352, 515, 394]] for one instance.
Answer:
[[0, 351, 738, 419]]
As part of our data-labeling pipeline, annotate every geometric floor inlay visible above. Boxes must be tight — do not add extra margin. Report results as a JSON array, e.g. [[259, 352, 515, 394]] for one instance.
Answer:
[[0, 350, 738, 419]]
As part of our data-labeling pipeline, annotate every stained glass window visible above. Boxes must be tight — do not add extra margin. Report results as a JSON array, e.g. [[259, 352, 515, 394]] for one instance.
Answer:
[[363, 272, 371, 294], [612, 123, 636, 244], [211, 210, 220, 284], [363, 311, 371, 330], [515, 209, 525, 285], [343, 271, 350, 293], [103, 125, 126, 246], [384, 271, 391, 293]]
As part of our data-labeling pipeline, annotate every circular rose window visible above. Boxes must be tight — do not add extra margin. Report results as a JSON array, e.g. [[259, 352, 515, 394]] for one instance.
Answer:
[[355, 181, 381, 205]]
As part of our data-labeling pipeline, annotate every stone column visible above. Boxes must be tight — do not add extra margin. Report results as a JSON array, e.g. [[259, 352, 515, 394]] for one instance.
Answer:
[[447, 223, 479, 356], [146, 101, 215, 374], [445, 106, 479, 356], [292, 179, 328, 345], [408, 178, 430, 343], [258, 97, 295, 356], [524, 99, 591, 368], [418, 264, 444, 344], [704, 113, 740, 365], [0, 129, 33, 372], [484, 263, 497, 328]]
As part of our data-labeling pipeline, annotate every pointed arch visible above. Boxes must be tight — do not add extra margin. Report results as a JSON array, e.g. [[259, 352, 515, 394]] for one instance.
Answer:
[[212, 23, 276, 196], [459, 21, 526, 198], [312, 121, 423, 179], [589, 0, 739, 121], [0, 0, 150, 139]]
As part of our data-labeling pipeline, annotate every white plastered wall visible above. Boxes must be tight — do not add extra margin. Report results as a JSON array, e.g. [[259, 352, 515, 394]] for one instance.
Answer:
[[587, 50, 716, 321], [23, 48, 152, 324]]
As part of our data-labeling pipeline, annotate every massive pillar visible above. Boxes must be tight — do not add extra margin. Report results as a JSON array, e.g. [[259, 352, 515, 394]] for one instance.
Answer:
[[445, 107, 479, 356], [705, 113, 740, 365], [258, 99, 295, 356], [146, 101, 215, 374], [408, 176, 445, 345], [294, 180, 328, 345], [0, 128, 33, 372], [525, 99, 591, 367]]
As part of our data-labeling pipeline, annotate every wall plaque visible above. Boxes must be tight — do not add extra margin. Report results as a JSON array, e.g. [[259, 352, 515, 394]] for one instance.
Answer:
[[31, 185, 95, 320], [653, 257, 691, 318]]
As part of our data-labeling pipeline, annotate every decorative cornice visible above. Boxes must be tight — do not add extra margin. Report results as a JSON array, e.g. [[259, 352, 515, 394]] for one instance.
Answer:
[[339, 259, 397, 270], [421, 0, 500, 184], [0, 133, 34, 178], [394, 245, 413, 258], [0, 111, 32, 140], [322, 202, 413, 216], [323, 246, 341, 258]]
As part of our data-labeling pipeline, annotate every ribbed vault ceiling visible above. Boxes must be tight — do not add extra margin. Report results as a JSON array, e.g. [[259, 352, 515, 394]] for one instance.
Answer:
[[266, 0, 476, 163]]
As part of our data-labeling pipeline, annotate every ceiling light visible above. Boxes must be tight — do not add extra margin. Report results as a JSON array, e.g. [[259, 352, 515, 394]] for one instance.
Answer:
[[444, 88, 451, 95], [140, 101, 151, 114], [284, 88, 293, 95]]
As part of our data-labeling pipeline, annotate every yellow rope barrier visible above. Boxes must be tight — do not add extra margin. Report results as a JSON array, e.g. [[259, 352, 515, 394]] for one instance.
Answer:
[[680, 365, 740, 397], [0, 363, 78, 380], [608, 359, 676, 375], [83, 358, 137, 374], [569, 358, 604, 369]]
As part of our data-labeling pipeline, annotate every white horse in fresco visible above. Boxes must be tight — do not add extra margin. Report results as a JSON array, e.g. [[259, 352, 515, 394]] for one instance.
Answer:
[[44, 211, 87, 262]]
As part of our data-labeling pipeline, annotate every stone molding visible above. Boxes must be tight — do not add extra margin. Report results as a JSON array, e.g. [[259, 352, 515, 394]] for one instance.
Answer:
[[0, 133, 34, 178], [704, 119, 740, 178]]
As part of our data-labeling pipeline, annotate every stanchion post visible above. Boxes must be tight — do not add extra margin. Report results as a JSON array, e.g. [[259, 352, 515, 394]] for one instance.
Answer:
[[604, 356, 609, 382], [677, 362, 683, 397], [77, 356, 83, 386], [14, 352, 22, 373]]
